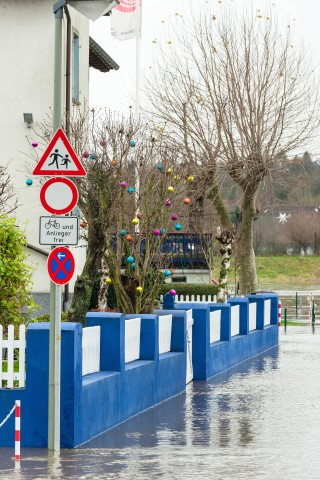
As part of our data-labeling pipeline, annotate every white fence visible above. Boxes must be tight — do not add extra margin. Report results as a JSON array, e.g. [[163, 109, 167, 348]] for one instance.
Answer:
[[175, 294, 217, 303], [231, 305, 240, 336], [0, 325, 26, 388], [82, 326, 100, 376], [264, 299, 271, 326], [249, 302, 257, 331], [210, 310, 221, 343]]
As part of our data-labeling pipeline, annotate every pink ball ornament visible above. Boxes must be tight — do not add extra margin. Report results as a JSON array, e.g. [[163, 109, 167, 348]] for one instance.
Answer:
[[169, 289, 176, 296], [153, 229, 161, 236], [99, 139, 106, 146], [83, 151, 90, 158], [120, 181, 127, 188], [171, 213, 178, 221], [31, 141, 38, 148], [165, 199, 172, 207]]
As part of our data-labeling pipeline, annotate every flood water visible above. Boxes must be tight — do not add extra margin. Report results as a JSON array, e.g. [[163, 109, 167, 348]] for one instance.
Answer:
[[1, 326, 320, 480]]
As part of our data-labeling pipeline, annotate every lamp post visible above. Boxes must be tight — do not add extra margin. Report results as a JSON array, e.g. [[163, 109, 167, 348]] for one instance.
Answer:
[[49, 0, 119, 452]]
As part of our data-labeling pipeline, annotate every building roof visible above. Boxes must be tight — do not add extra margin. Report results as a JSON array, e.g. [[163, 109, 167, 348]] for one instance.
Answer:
[[89, 37, 119, 72]]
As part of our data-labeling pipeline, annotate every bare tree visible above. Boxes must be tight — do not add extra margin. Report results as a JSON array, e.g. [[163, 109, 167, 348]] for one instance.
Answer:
[[0, 164, 18, 214], [145, 2, 320, 294]]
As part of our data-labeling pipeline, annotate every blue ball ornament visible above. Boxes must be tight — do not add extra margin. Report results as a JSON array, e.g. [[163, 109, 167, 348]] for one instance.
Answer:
[[175, 223, 182, 231], [127, 187, 135, 194], [119, 229, 126, 237], [131, 262, 136, 270], [164, 269, 171, 277], [157, 163, 164, 171], [130, 140, 136, 147], [26, 179, 33, 186], [90, 153, 96, 160], [127, 256, 134, 264], [160, 228, 167, 235]]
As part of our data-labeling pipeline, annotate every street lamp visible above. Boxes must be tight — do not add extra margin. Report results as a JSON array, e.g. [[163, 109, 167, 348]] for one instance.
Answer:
[[49, 0, 119, 453]]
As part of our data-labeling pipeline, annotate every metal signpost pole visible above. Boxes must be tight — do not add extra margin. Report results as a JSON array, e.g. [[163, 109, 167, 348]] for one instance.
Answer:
[[48, 1, 64, 452]]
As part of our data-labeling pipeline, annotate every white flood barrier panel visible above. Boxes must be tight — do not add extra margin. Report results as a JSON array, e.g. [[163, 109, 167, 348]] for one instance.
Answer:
[[159, 314, 172, 354], [82, 326, 100, 376], [264, 299, 271, 326], [210, 310, 221, 343], [186, 309, 194, 384], [231, 305, 240, 336], [125, 318, 141, 363], [249, 302, 257, 331]]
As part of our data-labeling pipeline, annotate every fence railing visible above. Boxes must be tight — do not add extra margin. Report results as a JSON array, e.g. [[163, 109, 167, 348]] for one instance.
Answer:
[[161, 294, 217, 304], [0, 325, 26, 388]]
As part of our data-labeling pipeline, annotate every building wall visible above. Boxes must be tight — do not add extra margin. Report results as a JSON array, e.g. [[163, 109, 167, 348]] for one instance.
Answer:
[[0, 0, 89, 294]]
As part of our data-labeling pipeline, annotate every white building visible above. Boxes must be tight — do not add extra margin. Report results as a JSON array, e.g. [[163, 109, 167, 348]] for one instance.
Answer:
[[0, 0, 119, 312]]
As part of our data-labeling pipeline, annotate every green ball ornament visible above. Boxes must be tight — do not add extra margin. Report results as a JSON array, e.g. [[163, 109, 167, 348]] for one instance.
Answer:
[[119, 229, 126, 237]]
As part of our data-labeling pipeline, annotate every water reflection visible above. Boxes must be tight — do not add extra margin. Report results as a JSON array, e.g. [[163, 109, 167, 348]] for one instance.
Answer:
[[1, 327, 320, 479]]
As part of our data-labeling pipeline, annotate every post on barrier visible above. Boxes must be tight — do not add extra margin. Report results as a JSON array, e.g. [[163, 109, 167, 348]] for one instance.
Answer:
[[15, 400, 21, 461], [284, 308, 287, 332]]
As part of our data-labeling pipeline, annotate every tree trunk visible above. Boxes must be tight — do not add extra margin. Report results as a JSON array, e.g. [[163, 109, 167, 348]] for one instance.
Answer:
[[238, 193, 258, 294], [68, 237, 104, 325]]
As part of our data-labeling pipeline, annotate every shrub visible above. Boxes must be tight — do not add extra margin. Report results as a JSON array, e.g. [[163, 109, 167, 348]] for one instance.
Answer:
[[0, 215, 37, 327], [159, 283, 218, 297]]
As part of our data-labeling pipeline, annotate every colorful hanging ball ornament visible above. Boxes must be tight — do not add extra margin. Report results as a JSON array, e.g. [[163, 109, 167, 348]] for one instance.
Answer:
[[89, 153, 96, 160], [164, 269, 171, 277], [126, 234, 133, 242], [160, 227, 167, 235], [171, 213, 178, 221], [26, 179, 33, 186], [127, 256, 134, 264], [174, 175, 181, 181], [99, 139, 106, 146], [165, 199, 172, 207], [170, 268, 175, 275], [82, 151, 90, 158], [136, 286, 143, 294], [80, 221, 87, 228], [127, 187, 135, 194], [119, 229, 126, 237], [130, 140, 136, 147], [183, 197, 191, 205], [131, 262, 136, 270], [111, 159, 117, 166], [167, 186, 174, 193], [153, 228, 161, 236], [31, 141, 38, 148], [175, 223, 182, 231], [120, 181, 127, 188], [105, 277, 112, 284], [187, 175, 195, 183], [132, 218, 139, 225], [137, 212, 142, 220], [157, 163, 164, 171], [166, 168, 173, 175], [169, 289, 176, 296]]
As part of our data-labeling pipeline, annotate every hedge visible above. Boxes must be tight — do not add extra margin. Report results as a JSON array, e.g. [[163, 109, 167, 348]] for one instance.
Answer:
[[159, 283, 218, 297]]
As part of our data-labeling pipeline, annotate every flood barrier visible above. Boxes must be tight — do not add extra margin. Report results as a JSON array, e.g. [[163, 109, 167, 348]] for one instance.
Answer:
[[0, 294, 278, 448]]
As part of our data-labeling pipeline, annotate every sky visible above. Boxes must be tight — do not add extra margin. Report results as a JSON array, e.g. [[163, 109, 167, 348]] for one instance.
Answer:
[[89, 0, 320, 114]]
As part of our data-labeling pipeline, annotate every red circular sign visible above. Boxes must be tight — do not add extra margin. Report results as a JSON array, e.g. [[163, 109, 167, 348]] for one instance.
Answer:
[[47, 247, 75, 285], [40, 177, 78, 215]]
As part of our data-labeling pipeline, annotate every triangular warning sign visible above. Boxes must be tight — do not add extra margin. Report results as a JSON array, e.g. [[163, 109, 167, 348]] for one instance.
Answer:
[[33, 128, 87, 177]]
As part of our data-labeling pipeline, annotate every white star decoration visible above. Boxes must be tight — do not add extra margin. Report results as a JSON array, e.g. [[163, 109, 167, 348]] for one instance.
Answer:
[[276, 212, 291, 224]]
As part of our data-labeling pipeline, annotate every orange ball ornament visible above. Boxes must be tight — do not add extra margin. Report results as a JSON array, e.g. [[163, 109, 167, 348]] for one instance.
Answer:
[[137, 212, 142, 220], [80, 221, 87, 228], [183, 197, 191, 205], [111, 160, 117, 166], [126, 234, 133, 242]]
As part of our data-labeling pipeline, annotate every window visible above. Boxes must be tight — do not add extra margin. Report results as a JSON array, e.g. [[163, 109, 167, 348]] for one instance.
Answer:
[[72, 33, 80, 104]]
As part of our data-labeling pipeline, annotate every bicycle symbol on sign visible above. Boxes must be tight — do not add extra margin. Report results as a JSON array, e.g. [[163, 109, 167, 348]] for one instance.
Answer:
[[45, 219, 60, 229]]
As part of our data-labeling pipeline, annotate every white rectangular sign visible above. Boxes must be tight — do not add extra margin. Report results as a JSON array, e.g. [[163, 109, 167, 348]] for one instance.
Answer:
[[39, 216, 79, 246]]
